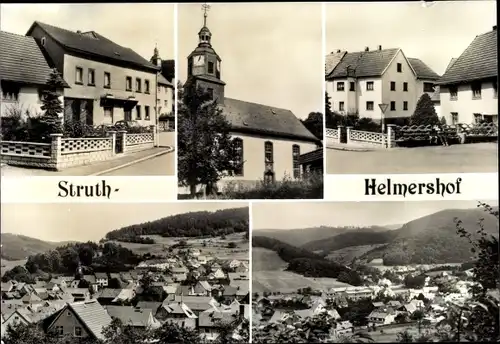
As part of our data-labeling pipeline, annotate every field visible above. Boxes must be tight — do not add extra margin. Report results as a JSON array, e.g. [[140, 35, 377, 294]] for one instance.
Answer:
[[112, 232, 249, 260], [367, 260, 462, 272], [365, 324, 420, 342], [252, 247, 350, 293], [325, 244, 386, 265], [1, 259, 27, 277]]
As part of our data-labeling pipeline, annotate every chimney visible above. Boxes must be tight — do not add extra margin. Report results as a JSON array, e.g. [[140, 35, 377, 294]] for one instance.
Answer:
[[337, 49, 341, 53], [493, 25, 497, 31], [364, 47, 369, 52], [378, 45, 382, 51]]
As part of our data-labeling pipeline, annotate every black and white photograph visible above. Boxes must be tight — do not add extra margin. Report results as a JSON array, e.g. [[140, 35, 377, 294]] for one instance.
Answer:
[[0, 3, 175, 177], [177, 2, 324, 200], [251, 200, 499, 343], [325, 1, 498, 174], [0, 202, 250, 343]]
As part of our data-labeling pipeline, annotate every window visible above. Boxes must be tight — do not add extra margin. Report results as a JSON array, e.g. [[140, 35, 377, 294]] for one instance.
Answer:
[[145, 106, 150, 120], [474, 113, 482, 124], [397, 63, 402, 72], [403, 82, 408, 92], [66, 312, 71, 316], [104, 72, 111, 88], [337, 82, 345, 91], [1, 81, 20, 101], [339, 101, 345, 112], [207, 88, 214, 99], [126, 76, 132, 91], [423, 82, 434, 93], [390, 101, 396, 111], [390, 81, 396, 91], [292, 145, 300, 179], [104, 107, 113, 122], [233, 138, 244, 176], [75, 67, 83, 84], [264, 141, 274, 171], [164, 100, 168, 106], [157, 85, 161, 93], [75, 327, 82, 337], [366, 81, 374, 91], [88, 69, 95, 86], [208, 61, 214, 74], [451, 112, 459, 125], [449, 86, 458, 100], [136, 78, 142, 92], [403, 101, 408, 111], [136, 105, 141, 119], [366, 101, 374, 111], [145, 80, 150, 94], [55, 326, 63, 336], [349, 82, 355, 91], [471, 82, 481, 99], [41, 37, 46, 46]]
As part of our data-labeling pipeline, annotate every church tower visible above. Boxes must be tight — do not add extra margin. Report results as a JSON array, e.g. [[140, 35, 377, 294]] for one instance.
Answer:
[[150, 44, 162, 67], [186, 3, 226, 104]]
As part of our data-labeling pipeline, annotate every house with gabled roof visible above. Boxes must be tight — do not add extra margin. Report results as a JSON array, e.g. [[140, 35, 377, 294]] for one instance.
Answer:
[[25, 21, 162, 127], [157, 301, 197, 329], [437, 26, 498, 125], [0, 30, 68, 118], [105, 306, 161, 329], [46, 299, 112, 340], [325, 45, 440, 123]]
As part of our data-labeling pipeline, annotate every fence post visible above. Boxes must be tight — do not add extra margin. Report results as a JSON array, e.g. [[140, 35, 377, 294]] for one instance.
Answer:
[[119, 130, 127, 154], [151, 125, 158, 147], [346, 126, 352, 144], [387, 124, 396, 148], [50, 133, 63, 171], [107, 131, 117, 156], [337, 125, 343, 144]]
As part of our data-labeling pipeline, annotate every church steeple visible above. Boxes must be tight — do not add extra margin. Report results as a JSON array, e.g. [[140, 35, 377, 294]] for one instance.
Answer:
[[150, 43, 161, 67], [186, 3, 226, 103]]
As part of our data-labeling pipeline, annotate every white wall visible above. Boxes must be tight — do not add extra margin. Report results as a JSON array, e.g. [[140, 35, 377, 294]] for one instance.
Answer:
[[440, 81, 498, 124], [1, 85, 64, 119]]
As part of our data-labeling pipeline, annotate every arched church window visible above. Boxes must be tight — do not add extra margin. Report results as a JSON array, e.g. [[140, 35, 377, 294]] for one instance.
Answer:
[[292, 145, 300, 179], [233, 138, 244, 176], [264, 141, 274, 171]]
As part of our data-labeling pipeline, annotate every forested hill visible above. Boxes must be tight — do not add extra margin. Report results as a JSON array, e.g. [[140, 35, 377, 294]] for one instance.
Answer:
[[105, 207, 249, 240], [253, 236, 362, 286]]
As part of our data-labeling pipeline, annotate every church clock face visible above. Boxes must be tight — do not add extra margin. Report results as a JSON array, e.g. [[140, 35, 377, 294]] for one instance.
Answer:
[[193, 55, 205, 66]]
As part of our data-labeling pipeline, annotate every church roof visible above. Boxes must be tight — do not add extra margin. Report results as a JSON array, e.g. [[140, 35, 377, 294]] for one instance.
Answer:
[[221, 98, 319, 143]]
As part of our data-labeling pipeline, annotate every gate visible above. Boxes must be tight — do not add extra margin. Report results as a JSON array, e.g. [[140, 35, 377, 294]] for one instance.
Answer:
[[340, 126, 348, 143], [115, 132, 124, 154]]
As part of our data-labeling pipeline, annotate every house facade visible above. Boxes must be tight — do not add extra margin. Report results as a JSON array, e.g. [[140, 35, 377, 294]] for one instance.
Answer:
[[150, 47, 175, 130], [437, 26, 498, 125], [0, 31, 67, 118], [180, 14, 321, 193], [325, 46, 440, 123], [26, 21, 160, 127]]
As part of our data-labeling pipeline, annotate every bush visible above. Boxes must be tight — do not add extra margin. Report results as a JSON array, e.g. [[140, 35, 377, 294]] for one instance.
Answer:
[[326, 111, 382, 132], [208, 172, 323, 199], [0, 103, 52, 142]]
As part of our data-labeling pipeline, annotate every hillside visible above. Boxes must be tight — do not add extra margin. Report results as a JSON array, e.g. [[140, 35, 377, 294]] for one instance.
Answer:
[[254, 225, 389, 247], [359, 207, 499, 265], [252, 247, 288, 271], [105, 207, 249, 240], [252, 235, 361, 285], [302, 230, 397, 252], [0, 233, 71, 261]]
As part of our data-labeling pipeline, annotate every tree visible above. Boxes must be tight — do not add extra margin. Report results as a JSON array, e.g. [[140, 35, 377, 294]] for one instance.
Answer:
[[409, 93, 439, 126], [301, 112, 324, 140], [153, 322, 200, 343], [40, 68, 64, 134], [102, 318, 151, 344], [178, 85, 238, 196]]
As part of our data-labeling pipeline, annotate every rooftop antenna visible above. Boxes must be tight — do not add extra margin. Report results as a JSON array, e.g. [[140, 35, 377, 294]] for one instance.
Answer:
[[202, 2, 211, 26]]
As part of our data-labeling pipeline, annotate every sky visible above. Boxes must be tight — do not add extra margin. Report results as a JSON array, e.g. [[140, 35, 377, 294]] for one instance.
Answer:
[[252, 200, 499, 230], [325, 0, 497, 76], [178, 3, 323, 119], [1, 202, 248, 242], [0, 3, 174, 64]]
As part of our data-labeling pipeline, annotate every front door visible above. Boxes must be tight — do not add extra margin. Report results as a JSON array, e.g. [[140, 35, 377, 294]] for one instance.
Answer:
[[124, 109, 132, 121]]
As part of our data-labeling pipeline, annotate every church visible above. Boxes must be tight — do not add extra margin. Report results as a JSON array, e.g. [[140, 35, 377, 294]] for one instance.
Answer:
[[181, 7, 322, 192]]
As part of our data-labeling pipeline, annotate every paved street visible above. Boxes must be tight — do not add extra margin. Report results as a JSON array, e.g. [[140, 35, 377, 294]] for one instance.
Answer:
[[327, 142, 498, 174], [100, 149, 175, 176]]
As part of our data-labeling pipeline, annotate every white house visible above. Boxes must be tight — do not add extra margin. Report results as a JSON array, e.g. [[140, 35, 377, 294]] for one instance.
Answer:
[[437, 26, 498, 125], [325, 46, 440, 123]]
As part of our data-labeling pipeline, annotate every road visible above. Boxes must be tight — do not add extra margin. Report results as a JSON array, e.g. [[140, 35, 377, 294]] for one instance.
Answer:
[[101, 149, 175, 176], [326, 142, 498, 174]]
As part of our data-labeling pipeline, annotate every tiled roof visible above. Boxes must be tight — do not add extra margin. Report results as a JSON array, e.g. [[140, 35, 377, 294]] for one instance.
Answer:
[[66, 300, 112, 340], [164, 302, 197, 318], [169, 295, 215, 311], [0, 31, 68, 87], [136, 301, 162, 314], [327, 48, 399, 79], [27, 21, 159, 72], [98, 288, 122, 299], [325, 51, 347, 76], [105, 306, 153, 327], [221, 98, 319, 143], [437, 28, 497, 85], [198, 308, 239, 327], [407, 58, 440, 80], [158, 73, 173, 87], [445, 58, 458, 72]]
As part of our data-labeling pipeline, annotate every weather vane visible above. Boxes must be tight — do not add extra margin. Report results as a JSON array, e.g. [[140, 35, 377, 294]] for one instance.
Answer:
[[202, 2, 211, 26]]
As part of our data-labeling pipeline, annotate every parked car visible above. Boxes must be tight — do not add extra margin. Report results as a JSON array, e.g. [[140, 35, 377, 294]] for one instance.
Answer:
[[114, 120, 140, 130]]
